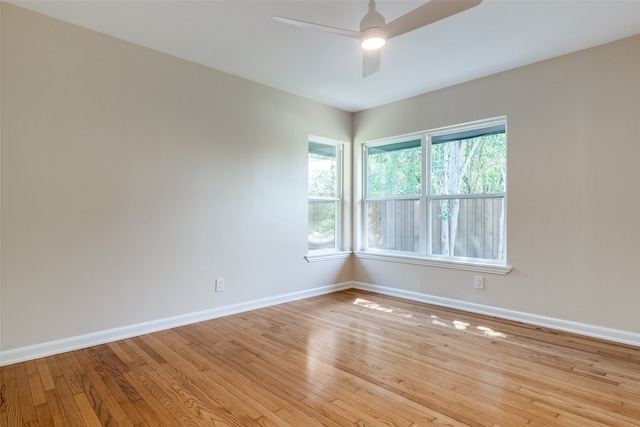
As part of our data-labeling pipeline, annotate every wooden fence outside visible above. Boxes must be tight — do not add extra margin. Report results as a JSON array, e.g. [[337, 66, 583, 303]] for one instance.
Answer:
[[367, 196, 504, 260]]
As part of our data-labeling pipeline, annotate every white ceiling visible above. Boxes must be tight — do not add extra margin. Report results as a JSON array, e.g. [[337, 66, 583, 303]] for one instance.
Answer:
[[10, 0, 640, 112]]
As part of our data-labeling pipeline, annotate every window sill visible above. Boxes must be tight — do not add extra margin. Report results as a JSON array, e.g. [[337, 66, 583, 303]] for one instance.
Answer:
[[305, 251, 353, 263], [354, 252, 512, 275]]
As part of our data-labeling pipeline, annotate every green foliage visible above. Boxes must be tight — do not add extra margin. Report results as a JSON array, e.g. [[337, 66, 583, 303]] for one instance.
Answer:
[[367, 145, 422, 197], [431, 133, 506, 195], [366, 133, 505, 199], [308, 152, 337, 197]]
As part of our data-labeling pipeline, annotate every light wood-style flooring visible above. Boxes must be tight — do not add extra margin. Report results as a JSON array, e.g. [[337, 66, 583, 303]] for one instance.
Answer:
[[2, 289, 640, 426]]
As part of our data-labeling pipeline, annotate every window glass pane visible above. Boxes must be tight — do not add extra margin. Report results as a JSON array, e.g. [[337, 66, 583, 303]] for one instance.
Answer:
[[430, 197, 505, 260], [367, 199, 420, 253], [367, 139, 421, 197], [431, 131, 506, 195], [308, 142, 337, 198], [309, 200, 337, 250]]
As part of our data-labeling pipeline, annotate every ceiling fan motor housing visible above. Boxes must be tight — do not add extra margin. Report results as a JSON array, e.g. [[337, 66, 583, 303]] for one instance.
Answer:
[[360, 0, 386, 49]]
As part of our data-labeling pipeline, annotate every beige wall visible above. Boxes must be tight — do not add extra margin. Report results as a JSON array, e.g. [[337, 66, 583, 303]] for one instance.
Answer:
[[0, 4, 352, 351], [2, 3, 639, 355], [353, 34, 640, 333]]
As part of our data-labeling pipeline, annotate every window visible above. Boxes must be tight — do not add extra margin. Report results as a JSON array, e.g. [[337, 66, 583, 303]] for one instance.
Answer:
[[363, 118, 507, 267], [366, 139, 423, 253], [308, 139, 342, 251]]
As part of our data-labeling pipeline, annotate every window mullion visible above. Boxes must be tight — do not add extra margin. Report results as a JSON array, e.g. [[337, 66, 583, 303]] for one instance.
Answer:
[[420, 133, 428, 256]]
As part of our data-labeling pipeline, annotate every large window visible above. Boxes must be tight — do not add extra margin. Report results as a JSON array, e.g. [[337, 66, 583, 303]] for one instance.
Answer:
[[308, 139, 342, 251], [364, 118, 507, 265]]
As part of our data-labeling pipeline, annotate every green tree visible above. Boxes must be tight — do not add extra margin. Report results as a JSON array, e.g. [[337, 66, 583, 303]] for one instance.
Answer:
[[431, 133, 506, 257], [367, 141, 421, 197]]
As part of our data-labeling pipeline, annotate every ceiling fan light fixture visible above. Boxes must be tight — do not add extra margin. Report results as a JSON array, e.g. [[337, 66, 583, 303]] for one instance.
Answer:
[[360, 27, 386, 50]]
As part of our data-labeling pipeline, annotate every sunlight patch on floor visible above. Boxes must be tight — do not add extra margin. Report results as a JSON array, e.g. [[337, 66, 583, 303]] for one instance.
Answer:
[[477, 326, 507, 338], [354, 298, 508, 340], [453, 320, 470, 330], [353, 298, 394, 313]]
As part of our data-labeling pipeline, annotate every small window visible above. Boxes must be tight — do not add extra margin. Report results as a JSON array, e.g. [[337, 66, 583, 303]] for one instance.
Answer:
[[363, 118, 507, 265], [308, 139, 342, 251]]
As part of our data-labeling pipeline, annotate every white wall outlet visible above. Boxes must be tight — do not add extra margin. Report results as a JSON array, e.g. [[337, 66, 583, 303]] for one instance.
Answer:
[[474, 276, 484, 290], [215, 278, 225, 292]]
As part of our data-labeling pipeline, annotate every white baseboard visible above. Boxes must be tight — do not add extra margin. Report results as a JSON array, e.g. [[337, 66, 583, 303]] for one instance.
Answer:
[[2, 280, 637, 366], [0, 282, 352, 366], [350, 281, 640, 347]]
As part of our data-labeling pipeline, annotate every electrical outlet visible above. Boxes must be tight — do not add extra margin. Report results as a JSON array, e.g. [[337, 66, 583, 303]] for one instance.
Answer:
[[215, 278, 225, 292], [474, 276, 484, 290]]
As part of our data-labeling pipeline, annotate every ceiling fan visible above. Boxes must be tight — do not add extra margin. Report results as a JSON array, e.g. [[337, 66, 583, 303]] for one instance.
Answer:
[[272, 0, 482, 77]]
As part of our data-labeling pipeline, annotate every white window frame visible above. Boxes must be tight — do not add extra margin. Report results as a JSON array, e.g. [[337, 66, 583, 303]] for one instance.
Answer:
[[358, 118, 511, 274], [306, 136, 350, 262]]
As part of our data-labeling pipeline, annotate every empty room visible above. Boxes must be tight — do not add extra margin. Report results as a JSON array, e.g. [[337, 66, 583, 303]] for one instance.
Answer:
[[1, 0, 639, 425]]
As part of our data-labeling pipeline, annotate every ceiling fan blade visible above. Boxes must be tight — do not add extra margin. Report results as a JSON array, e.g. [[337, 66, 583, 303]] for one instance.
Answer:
[[362, 49, 381, 77], [271, 16, 359, 39], [384, 0, 482, 40]]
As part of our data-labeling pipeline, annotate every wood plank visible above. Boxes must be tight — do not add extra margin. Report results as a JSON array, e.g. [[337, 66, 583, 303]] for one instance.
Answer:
[[34, 401, 55, 426], [74, 349, 138, 427], [73, 391, 106, 426], [45, 388, 72, 426], [35, 357, 56, 392], [1, 365, 24, 426], [25, 359, 48, 406], [51, 375, 88, 427]]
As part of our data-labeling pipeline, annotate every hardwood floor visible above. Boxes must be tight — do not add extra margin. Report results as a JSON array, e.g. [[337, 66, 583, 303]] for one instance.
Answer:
[[2, 289, 640, 426]]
